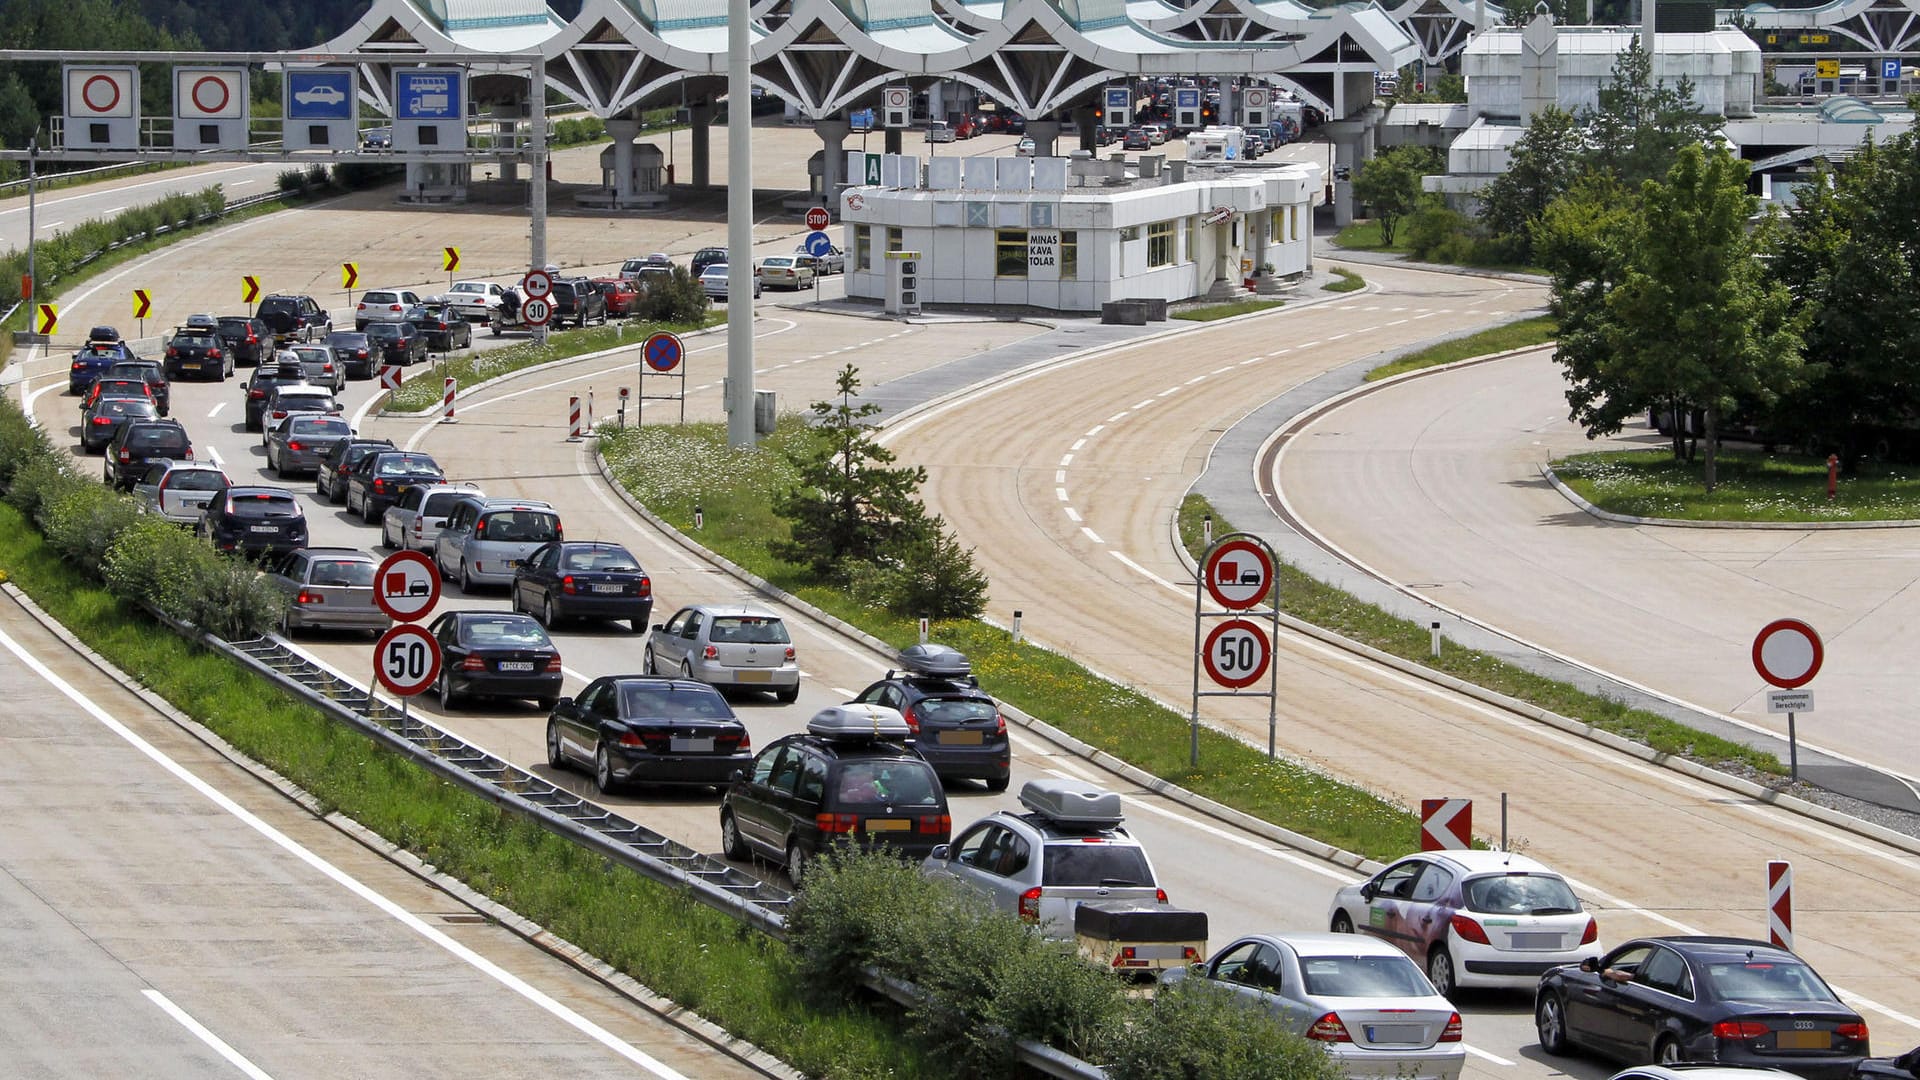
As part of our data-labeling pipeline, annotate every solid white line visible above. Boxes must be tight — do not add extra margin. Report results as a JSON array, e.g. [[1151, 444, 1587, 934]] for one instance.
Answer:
[[0, 164, 257, 218], [41, 220, 63, 229], [831, 686, 856, 697], [207, 401, 227, 419], [1464, 1045, 1516, 1066], [142, 989, 276, 1080], [1108, 551, 1179, 591], [0, 626, 694, 1078], [207, 447, 224, 469]]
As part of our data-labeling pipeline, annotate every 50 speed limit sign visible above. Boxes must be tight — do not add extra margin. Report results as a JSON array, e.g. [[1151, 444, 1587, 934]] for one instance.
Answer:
[[374, 623, 442, 697], [1202, 619, 1271, 689]]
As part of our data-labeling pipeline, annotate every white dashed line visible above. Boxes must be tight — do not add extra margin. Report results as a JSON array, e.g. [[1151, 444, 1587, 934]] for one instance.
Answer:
[[1210, 365, 1233, 375], [1055, 486, 1068, 500], [1184, 375, 1206, 385], [1059, 453, 1073, 466], [1131, 399, 1154, 410], [1107, 412, 1129, 422], [1157, 387, 1179, 398], [1054, 470, 1067, 484], [1079, 527, 1103, 544], [207, 402, 227, 419], [1085, 424, 1105, 436], [1070, 438, 1086, 451], [1064, 507, 1081, 522]]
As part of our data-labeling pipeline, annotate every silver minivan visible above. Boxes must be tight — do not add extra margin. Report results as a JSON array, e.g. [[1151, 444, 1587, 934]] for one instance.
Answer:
[[433, 496, 562, 591], [382, 481, 485, 551]]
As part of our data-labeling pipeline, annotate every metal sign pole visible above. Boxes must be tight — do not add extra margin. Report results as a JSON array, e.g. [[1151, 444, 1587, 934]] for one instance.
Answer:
[[1190, 540, 1209, 768], [1788, 711, 1799, 781], [1267, 565, 1280, 759]]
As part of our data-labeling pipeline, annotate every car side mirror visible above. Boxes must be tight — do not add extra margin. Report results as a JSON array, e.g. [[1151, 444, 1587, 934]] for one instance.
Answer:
[[553, 696, 572, 711], [928, 844, 950, 861], [1359, 883, 1375, 900], [651, 623, 665, 632], [1579, 957, 1600, 973], [730, 768, 744, 783]]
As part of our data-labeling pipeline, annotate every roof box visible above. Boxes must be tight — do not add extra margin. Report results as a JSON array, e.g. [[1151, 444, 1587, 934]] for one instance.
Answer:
[[1019, 779, 1123, 830], [808, 704, 912, 740], [897, 642, 972, 678], [1074, 902, 1209, 943]]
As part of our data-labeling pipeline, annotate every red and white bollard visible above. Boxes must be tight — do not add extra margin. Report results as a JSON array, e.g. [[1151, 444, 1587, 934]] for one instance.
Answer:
[[567, 395, 583, 441], [440, 377, 457, 423]]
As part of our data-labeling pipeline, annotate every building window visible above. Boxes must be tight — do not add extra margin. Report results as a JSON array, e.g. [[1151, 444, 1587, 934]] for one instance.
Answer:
[[854, 225, 872, 271], [887, 227, 903, 253], [996, 228, 1029, 277], [1060, 230, 1077, 280], [1270, 210, 1282, 242], [966, 201, 990, 228], [1148, 221, 1174, 267], [1186, 217, 1197, 262]]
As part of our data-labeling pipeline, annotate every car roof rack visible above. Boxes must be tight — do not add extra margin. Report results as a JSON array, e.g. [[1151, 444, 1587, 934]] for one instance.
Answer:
[[807, 704, 912, 740], [894, 642, 973, 679], [1018, 779, 1124, 830]]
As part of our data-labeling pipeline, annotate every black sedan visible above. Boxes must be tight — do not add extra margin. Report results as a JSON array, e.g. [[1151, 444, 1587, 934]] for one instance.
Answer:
[[367, 321, 428, 366], [1537, 937, 1868, 1080], [427, 610, 563, 710], [546, 676, 751, 793], [163, 327, 231, 381], [401, 302, 473, 352], [327, 331, 378, 380], [510, 541, 652, 632], [344, 450, 444, 524]]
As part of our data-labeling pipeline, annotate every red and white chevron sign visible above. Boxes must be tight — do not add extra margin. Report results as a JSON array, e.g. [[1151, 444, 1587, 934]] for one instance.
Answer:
[[1768, 860, 1793, 950], [1420, 798, 1472, 851]]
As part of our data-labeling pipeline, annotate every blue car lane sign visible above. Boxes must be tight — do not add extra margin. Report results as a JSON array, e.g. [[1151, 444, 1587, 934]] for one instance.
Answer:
[[288, 70, 354, 119]]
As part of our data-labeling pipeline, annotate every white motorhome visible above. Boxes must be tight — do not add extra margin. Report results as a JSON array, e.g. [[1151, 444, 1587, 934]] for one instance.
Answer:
[[1185, 126, 1246, 162]]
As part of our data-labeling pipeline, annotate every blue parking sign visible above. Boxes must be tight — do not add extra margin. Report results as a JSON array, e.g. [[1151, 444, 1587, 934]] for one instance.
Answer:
[[288, 70, 353, 119], [1883, 58, 1903, 80], [1176, 88, 1201, 109]]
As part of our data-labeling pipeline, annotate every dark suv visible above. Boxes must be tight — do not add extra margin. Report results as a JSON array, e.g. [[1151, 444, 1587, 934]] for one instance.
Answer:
[[199, 485, 308, 558], [850, 644, 1010, 791], [163, 327, 231, 381], [550, 278, 608, 328], [256, 294, 333, 345], [316, 437, 395, 503], [242, 361, 314, 432], [690, 247, 729, 277], [216, 316, 272, 367], [719, 704, 951, 885], [104, 418, 193, 490]]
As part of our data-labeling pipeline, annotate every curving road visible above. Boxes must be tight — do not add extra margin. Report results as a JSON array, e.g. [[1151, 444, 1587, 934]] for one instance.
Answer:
[[1275, 348, 1920, 783], [0, 162, 293, 255]]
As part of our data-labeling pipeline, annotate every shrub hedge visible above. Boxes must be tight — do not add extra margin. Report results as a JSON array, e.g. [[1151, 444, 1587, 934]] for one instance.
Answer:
[[0, 395, 285, 637]]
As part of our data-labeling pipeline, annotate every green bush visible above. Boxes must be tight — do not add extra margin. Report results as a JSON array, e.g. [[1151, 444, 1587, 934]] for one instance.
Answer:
[[3, 454, 78, 522], [1403, 200, 1478, 263], [845, 525, 989, 620], [1102, 977, 1347, 1080], [551, 115, 607, 147], [43, 481, 142, 575], [104, 515, 208, 620], [276, 168, 308, 193], [634, 266, 710, 323]]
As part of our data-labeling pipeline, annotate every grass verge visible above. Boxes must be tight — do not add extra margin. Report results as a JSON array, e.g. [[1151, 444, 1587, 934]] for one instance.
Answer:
[[1332, 220, 1405, 253], [601, 421, 1424, 859], [1364, 315, 1557, 382], [1172, 298, 1285, 322], [1553, 448, 1920, 523], [0, 500, 929, 1079], [386, 313, 725, 412], [1175, 496, 1785, 776], [1323, 268, 1364, 293]]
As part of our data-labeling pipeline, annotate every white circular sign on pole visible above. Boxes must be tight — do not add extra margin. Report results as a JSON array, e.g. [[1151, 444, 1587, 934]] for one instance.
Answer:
[[805, 206, 831, 231], [884, 87, 909, 110], [1202, 619, 1271, 689], [1753, 618, 1823, 689], [374, 549, 441, 622], [1202, 538, 1274, 611], [374, 623, 442, 697], [521, 296, 553, 326], [521, 269, 553, 300]]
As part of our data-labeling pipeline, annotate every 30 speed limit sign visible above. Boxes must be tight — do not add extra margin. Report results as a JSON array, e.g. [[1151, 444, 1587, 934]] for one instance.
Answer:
[[1202, 619, 1271, 689], [374, 623, 442, 697]]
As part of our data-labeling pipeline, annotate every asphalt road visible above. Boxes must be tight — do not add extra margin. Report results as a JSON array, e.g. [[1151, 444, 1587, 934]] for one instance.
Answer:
[[0, 162, 291, 256], [1275, 348, 1920, 786]]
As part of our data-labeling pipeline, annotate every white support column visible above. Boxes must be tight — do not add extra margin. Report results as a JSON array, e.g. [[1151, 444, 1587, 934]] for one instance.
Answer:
[[817, 118, 851, 202], [606, 118, 640, 203]]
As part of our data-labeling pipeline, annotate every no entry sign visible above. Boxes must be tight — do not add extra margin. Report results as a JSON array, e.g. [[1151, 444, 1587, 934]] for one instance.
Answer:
[[1753, 619, 1822, 689]]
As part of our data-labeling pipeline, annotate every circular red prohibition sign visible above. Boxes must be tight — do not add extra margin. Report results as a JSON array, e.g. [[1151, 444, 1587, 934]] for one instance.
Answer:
[[82, 74, 122, 114], [191, 75, 231, 116], [1752, 618, 1823, 689], [1202, 619, 1272, 690]]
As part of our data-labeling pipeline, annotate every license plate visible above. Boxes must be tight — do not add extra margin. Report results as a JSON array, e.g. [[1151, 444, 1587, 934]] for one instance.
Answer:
[[181, 361, 202, 369], [498, 661, 534, 672], [940, 730, 984, 745], [670, 736, 715, 753], [733, 669, 771, 683], [863, 819, 910, 832], [1777, 1031, 1831, 1050], [1509, 932, 1563, 949], [592, 583, 623, 594], [1366, 1025, 1426, 1044], [249, 525, 280, 533]]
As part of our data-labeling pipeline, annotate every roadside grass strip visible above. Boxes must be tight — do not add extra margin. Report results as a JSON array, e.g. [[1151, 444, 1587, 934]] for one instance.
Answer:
[[1175, 496, 1785, 775], [1322, 268, 1364, 292], [1364, 315, 1557, 382], [385, 313, 723, 413], [1554, 447, 1920, 523], [1172, 298, 1285, 322], [0, 500, 932, 1080]]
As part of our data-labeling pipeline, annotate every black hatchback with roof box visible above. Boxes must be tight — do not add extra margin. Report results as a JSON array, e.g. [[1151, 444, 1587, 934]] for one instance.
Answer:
[[105, 419, 193, 490], [720, 704, 951, 886], [851, 644, 1010, 791]]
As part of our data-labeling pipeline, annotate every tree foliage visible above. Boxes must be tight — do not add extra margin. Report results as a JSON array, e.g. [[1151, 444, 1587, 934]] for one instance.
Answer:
[[1353, 146, 1441, 246], [1476, 107, 1585, 261], [773, 365, 932, 578]]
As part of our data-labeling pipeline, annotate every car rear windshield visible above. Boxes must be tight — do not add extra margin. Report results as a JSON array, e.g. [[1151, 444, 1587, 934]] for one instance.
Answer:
[[218, 318, 254, 333], [832, 760, 942, 807], [1041, 844, 1153, 888], [228, 493, 300, 518], [617, 684, 735, 720], [293, 349, 330, 364], [463, 617, 549, 647], [1462, 873, 1580, 916], [174, 333, 216, 347], [364, 292, 399, 304], [377, 454, 439, 476], [309, 559, 376, 587], [709, 616, 789, 644], [278, 393, 333, 409], [170, 471, 225, 492], [1298, 954, 1431, 998], [127, 428, 189, 451], [562, 546, 640, 572], [912, 697, 997, 723], [1700, 959, 1840, 1004], [98, 400, 152, 418], [291, 417, 351, 437], [478, 510, 559, 542], [258, 299, 296, 315], [369, 324, 403, 339]]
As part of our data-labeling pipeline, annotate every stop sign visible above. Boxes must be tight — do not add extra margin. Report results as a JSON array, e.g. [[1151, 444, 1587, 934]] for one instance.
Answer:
[[805, 206, 831, 231]]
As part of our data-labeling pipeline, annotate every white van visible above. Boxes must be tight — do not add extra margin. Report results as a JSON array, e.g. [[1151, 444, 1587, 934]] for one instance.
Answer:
[[925, 120, 955, 143]]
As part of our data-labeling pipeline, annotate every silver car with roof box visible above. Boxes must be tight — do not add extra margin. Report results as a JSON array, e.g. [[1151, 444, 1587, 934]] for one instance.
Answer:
[[432, 497, 563, 591]]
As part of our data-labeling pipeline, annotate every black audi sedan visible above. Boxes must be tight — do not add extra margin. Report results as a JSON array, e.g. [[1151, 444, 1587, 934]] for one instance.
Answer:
[[546, 676, 751, 793], [427, 610, 563, 711], [1536, 936, 1868, 1080], [511, 541, 652, 632]]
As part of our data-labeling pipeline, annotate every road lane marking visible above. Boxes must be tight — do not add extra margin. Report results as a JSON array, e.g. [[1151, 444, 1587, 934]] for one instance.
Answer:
[[1085, 425, 1105, 436], [1080, 527, 1103, 544], [207, 447, 224, 468], [0, 164, 258, 218], [208, 401, 227, 419], [1109, 551, 1179, 591], [1059, 453, 1073, 466], [1070, 438, 1086, 451], [0, 626, 696, 1078], [1107, 412, 1129, 422], [143, 989, 276, 1080], [1055, 486, 1068, 500], [1064, 507, 1081, 522], [42, 220, 63, 229]]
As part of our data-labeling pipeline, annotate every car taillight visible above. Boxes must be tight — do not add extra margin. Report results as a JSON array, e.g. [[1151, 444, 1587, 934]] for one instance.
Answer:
[[184, 448, 193, 459], [1449, 914, 1489, 944], [1155, 887, 1169, 903], [355, 349, 368, 358], [91, 416, 112, 425], [296, 590, 324, 605], [617, 731, 645, 747], [165, 347, 177, 357], [784, 646, 795, 661], [637, 576, 651, 598], [1018, 887, 1042, 922], [388, 304, 401, 312], [462, 656, 485, 671], [473, 519, 486, 538], [1713, 1020, 1769, 1040], [209, 348, 222, 359], [322, 362, 335, 373], [1580, 918, 1598, 945], [117, 449, 131, 462], [1306, 1013, 1352, 1043], [900, 705, 921, 733], [545, 655, 563, 672], [561, 575, 576, 595], [372, 478, 387, 494], [288, 441, 303, 452], [814, 813, 858, 834], [555, 523, 563, 540], [704, 644, 718, 660], [995, 712, 1007, 735], [249, 389, 266, 399], [1440, 1013, 1463, 1042], [247, 331, 258, 343], [917, 814, 949, 834], [1838, 1023, 1870, 1042]]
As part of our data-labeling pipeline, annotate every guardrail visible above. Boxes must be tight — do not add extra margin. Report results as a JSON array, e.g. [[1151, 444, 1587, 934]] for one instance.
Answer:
[[0, 160, 162, 200]]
